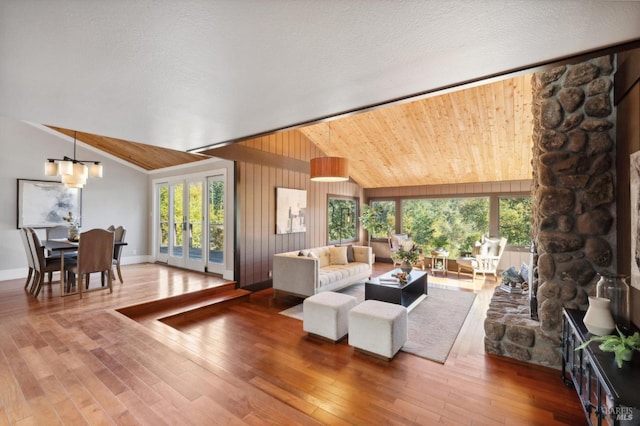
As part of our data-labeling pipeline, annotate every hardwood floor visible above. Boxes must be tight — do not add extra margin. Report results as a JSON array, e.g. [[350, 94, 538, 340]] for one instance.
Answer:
[[0, 263, 585, 425]]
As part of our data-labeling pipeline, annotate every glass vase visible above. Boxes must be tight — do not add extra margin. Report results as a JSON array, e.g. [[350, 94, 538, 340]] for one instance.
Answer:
[[400, 261, 412, 274], [596, 274, 630, 332], [68, 224, 79, 242]]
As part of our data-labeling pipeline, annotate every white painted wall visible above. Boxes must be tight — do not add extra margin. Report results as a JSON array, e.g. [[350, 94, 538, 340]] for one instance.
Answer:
[[0, 117, 149, 281]]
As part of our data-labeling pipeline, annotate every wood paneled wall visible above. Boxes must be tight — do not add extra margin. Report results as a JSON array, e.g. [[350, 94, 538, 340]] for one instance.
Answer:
[[615, 48, 640, 327], [236, 130, 363, 288], [365, 179, 531, 199]]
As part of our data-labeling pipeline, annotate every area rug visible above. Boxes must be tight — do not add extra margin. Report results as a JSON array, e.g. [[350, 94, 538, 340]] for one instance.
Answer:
[[279, 283, 477, 364]]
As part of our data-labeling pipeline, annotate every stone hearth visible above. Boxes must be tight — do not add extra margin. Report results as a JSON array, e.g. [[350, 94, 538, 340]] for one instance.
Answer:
[[484, 288, 560, 367]]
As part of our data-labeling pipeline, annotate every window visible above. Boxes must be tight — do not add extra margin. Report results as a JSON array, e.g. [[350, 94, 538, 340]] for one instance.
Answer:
[[499, 196, 532, 247], [366, 193, 531, 256], [401, 198, 489, 258], [328, 197, 357, 244], [369, 200, 396, 240]]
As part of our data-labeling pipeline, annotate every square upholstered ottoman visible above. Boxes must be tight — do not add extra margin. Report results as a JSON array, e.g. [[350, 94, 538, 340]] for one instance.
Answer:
[[303, 291, 358, 342], [348, 299, 408, 359]]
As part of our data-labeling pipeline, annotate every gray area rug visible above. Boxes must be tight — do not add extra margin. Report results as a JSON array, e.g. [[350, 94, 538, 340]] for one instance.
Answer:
[[279, 283, 477, 363]]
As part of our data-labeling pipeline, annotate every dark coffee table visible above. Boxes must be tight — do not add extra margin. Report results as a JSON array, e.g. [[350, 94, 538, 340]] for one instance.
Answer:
[[365, 269, 428, 311]]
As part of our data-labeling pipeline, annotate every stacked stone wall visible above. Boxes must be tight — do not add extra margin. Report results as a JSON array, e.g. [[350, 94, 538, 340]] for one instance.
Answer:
[[485, 290, 559, 365], [485, 55, 617, 369], [532, 56, 616, 365]]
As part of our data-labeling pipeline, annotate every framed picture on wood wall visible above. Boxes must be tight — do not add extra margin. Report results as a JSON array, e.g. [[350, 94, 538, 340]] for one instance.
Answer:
[[275, 187, 307, 234], [630, 152, 640, 290], [17, 179, 82, 229]]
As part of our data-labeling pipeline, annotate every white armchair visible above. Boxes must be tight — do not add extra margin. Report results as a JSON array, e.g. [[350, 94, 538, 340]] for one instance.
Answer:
[[456, 236, 507, 281]]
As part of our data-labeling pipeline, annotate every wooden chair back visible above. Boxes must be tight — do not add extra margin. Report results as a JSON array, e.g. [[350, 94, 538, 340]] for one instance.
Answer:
[[76, 229, 114, 275], [20, 227, 35, 289], [26, 228, 46, 273], [26, 227, 61, 296], [20, 227, 35, 270], [113, 226, 126, 258], [46, 225, 70, 240]]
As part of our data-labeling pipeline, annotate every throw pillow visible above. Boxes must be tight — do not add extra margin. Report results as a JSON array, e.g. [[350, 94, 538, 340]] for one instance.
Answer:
[[346, 245, 355, 263], [329, 246, 348, 265], [335, 244, 355, 262], [401, 240, 415, 252], [520, 262, 530, 284], [483, 238, 500, 256], [502, 266, 523, 283]]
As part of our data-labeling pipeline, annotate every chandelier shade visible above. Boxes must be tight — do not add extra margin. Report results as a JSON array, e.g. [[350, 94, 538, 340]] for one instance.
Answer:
[[44, 160, 58, 176], [310, 157, 349, 182], [89, 162, 103, 178], [309, 122, 349, 182], [44, 131, 103, 188]]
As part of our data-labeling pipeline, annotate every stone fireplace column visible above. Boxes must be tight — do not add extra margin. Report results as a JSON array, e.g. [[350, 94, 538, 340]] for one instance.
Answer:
[[531, 56, 617, 339]]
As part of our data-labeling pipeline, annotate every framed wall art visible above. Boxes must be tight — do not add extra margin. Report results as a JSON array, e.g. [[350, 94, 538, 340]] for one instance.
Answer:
[[275, 187, 307, 234], [630, 151, 640, 290], [17, 179, 82, 229]]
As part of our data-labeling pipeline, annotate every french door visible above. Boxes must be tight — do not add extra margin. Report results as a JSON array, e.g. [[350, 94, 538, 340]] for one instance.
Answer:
[[155, 172, 226, 274]]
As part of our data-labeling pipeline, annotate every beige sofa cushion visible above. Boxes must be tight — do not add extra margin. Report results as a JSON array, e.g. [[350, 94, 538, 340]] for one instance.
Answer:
[[329, 246, 348, 265]]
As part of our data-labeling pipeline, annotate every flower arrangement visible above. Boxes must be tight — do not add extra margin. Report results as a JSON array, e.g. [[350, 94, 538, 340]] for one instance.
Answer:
[[62, 211, 80, 241], [63, 211, 79, 226], [576, 326, 640, 368], [396, 245, 420, 264]]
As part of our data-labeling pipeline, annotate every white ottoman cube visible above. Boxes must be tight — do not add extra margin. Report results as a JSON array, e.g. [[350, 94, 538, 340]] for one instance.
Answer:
[[303, 292, 358, 342], [348, 300, 408, 359]]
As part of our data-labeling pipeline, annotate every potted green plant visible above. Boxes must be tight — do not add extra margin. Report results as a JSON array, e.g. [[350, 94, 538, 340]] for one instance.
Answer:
[[576, 326, 640, 368]]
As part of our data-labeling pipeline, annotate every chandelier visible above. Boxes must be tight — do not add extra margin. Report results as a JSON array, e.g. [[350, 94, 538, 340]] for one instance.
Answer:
[[310, 123, 349, 182], [44, 131, 103, 188]]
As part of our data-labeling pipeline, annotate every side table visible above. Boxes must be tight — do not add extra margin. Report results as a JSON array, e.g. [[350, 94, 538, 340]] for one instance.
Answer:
[[430, 250, 449, 277]]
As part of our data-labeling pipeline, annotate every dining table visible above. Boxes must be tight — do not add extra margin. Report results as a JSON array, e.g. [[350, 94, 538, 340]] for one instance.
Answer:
[[42, 238, 127, 296]]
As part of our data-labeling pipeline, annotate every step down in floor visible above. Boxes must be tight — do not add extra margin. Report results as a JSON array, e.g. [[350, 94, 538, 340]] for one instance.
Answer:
[[116, 283, 251, 328]]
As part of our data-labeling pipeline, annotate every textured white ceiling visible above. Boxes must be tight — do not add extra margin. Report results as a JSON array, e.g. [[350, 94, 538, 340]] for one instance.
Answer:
[[1, 1, 639, 152]]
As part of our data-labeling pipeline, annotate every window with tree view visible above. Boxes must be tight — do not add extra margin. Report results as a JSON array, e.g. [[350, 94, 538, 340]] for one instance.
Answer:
[[499, 196, 532, 247], [368, 200, 396, 239], [401, 198, 489, 258], [328, 197, 357, 244]]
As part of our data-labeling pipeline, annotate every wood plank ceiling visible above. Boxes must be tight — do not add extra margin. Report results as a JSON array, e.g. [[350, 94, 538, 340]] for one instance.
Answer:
[[47, 126, 209, 171], [299, 74, 534, 188], [47, 73, 534, 187]]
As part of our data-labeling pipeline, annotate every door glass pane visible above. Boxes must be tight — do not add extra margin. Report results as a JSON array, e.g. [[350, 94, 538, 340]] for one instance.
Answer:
[[159, 185, 169, 255], [172, 183, 184, 257], [208, 179, 224, 264], [188, 181, 203, 261]]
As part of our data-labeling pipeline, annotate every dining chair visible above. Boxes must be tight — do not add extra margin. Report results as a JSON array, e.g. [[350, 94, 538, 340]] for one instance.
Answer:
[[26, 228, 62, 297], [45, 224, 77, 283], [46, 224, 70, 240], [19, 227, 36, 290], [65, 228, 114, 298], [111, 226, 126, 283]]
